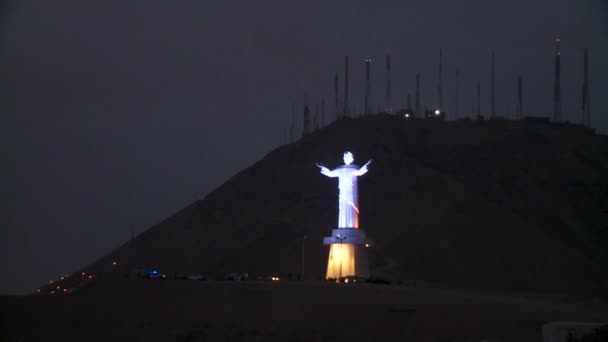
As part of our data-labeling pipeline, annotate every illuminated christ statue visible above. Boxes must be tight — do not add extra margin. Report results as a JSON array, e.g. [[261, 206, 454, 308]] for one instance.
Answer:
[[316, 152, 371, 229]]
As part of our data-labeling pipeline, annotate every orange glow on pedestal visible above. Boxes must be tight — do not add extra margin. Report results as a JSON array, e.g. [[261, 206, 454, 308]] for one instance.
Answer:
[[326, 243, 356, 279]]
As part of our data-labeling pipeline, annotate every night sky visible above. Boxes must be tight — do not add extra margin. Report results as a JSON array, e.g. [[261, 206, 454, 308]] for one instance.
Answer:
[[2, 0, 607, 294]]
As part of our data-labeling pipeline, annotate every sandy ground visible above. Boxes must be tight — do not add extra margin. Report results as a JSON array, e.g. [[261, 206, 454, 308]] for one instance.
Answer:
[[3, 280, 607, 342]]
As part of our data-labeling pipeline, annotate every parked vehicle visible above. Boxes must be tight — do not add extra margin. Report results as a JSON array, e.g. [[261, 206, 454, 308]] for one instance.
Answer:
[[224, 272, 248, 281], [186, 274, 206, 281]]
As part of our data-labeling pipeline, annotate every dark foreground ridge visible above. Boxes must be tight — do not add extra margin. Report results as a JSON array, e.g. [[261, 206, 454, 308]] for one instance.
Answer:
[[65, 116, 608, 295], [4, 280, 608, 342]]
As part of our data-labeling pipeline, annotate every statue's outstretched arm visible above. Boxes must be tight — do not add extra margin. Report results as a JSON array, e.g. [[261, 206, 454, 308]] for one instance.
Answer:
[[316, 163, 338, 177], [355, 159, 372, 176]]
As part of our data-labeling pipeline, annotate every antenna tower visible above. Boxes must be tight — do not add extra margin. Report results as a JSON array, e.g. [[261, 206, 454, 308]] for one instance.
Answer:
[[365, 59, 372, 115], [554, 38, 562, 121]]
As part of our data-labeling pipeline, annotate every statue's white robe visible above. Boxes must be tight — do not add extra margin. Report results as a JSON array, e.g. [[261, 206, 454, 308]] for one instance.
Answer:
[[320, 163, 368, 228]]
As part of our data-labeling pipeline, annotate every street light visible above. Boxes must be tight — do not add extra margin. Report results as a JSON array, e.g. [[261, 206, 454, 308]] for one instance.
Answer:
[[301, 235, 307, 280]]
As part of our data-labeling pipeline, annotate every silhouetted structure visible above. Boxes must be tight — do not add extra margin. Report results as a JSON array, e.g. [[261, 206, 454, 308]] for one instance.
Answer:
[[438, 48, 443, 110], [397, 109, 413, 119], [303, 92, 311, 136], [407, 93, 412, 112], [554, 38, 562, 121], [425, 109, 445, 120], [517, 75, 523, 119], [524, 116, 550, 124], [476, 81, 481, 117], [321, 98, 326, 128], [491, 51, 496, 118], [415, 72, 421, 116], [344, 56, 349, 117], [292, 38, 585, 127], [398, 93, 415, 119], [455, 69, 460, 119], [364, 59, 372, 115], [290, 102, 297, 141], [334, 72, 339, 120], [385, 54, 392, 113], [582, 48, 590, 127], [314, 103, 319, 131]]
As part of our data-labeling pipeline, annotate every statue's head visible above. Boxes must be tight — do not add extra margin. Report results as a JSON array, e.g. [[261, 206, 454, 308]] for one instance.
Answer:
[[343, 151, 354, 165]]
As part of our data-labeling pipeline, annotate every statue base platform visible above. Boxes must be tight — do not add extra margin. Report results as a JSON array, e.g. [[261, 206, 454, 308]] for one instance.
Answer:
[[323, 228, 371, 279], [323, 228, 370, 245]]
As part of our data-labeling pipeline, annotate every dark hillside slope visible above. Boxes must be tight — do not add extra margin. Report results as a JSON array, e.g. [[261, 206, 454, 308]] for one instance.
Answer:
[[82, 116, 608, 294]]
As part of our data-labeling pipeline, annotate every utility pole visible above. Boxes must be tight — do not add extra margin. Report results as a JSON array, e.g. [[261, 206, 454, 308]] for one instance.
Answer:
[[415, 72, 421, 116], [386, 54, 392, 113], [517, 75, 523, 119], [582, 48, 590, 127], [554, 37, 562, 122], [314, 102, 319, 131], [334, 72, 339, 120], [438, 48, 444, 110], [365, 59, 372, 115], [130, 224, 135, 268], [344, 56, 349, 117], [491, 51, 496, 118], [455, 68, 460, 119], [476, 80, 481, 117], [301, 235, 307, 280], [290, 102, 296, 141], [302, 92, 310, 136], [321, 98, 326, 128]]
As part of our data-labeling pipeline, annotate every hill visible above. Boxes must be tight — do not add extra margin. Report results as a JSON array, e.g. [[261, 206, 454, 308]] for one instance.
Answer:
[[73, 116, 608, 295]]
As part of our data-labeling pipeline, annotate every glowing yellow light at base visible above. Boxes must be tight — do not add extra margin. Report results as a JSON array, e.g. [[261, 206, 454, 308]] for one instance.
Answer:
[[326, 243, 356, 279]]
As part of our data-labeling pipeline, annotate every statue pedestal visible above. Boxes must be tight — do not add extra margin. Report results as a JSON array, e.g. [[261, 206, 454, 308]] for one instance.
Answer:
[[323, 228, 371, 279]]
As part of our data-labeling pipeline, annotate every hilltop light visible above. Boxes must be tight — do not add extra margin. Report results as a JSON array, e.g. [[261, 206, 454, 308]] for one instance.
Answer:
[[435, 109, 440, 115], [405, 113, 410, 118]]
